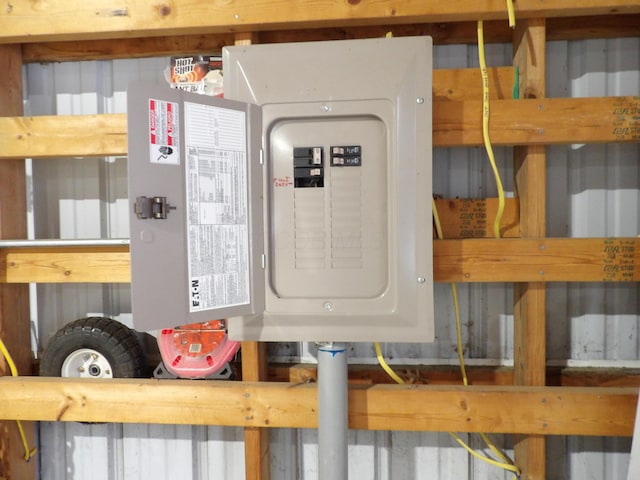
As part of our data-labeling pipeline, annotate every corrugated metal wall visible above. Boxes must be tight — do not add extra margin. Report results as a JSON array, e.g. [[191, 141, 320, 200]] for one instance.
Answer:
[[23, 38, 639, 479]]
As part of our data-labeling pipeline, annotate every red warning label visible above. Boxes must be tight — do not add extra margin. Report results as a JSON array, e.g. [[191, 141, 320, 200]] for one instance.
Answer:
[[148, 98, 180, 165]]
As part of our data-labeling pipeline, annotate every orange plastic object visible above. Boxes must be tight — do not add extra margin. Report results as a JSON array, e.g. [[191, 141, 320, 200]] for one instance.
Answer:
[[157, 320, 240, 378]]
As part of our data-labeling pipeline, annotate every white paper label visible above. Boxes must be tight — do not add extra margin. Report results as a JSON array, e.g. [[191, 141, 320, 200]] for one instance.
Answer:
[[184, 102, 250, 312]]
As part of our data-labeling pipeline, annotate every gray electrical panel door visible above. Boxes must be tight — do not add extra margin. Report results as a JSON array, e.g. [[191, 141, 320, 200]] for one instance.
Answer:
[[127, 83, 264, 332]]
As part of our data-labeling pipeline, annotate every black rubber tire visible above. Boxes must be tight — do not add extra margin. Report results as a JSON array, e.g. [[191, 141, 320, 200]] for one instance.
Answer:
[[39, 316, 147, 378]]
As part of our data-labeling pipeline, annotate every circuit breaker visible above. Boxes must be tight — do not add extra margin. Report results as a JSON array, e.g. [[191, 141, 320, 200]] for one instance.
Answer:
[[128, 36, 434, 343]]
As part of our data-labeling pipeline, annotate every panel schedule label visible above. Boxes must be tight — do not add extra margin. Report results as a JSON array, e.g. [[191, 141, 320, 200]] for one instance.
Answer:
[[148, 98, 180, 165], [184, 102, 250, 312]]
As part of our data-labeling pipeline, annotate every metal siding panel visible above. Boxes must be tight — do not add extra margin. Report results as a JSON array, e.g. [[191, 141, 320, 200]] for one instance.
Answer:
[[202, 426, 245, 480], [555, 37, 639, 480], [271, 428, 301, 480]]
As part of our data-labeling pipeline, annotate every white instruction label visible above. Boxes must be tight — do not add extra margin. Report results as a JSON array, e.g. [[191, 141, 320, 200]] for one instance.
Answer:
[[148, 98, 180, 165], [184, 102, 250, 312]]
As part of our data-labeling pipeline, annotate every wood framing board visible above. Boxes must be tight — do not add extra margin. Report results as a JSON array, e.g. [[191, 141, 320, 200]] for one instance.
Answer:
[[512, 17, 547, 480], [2, 96, 639, 160], [0, 65, 514, 158], [241, 342, 270, 480], [433, 96, 640, 147], [0, 44, 36, 480], [433, 198, 520, 238], [20, 14, 640, 63], [435, 237, 639, 283], [434, 67, 514, 101], [1, 113, 127, 159], [0, 246, 131, 283], [3, 1, 640, 43], [269, 364, 640, 388], [1, 238, 638, 284], [0, 377, 636, 437]]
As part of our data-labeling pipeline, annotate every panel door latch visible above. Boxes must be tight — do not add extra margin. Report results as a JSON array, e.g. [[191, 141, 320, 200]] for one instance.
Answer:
[[134, 196, 176, 220]]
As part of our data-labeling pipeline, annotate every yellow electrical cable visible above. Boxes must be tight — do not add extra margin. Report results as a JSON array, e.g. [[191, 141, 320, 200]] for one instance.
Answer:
[[432, 199, 469, 386], [0, 338, 18, 376], [450, 432, 521, 475], [433, 199, 516, 470], [477, 7, 520, 474], [377, 10, 517, 477], [0, 337, 38, 463], [506, 0, 516, 28], [374, 342, 405, 384], [477, 19, 506, 240], [432, 199, 520, 479]]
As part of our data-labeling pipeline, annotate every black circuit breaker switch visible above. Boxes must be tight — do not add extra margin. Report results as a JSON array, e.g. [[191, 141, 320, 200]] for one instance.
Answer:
[[293, 147, 324, 187], [331, 145, 362, 166], [294, 167, 324, 188], [293, 147, 323, 166]]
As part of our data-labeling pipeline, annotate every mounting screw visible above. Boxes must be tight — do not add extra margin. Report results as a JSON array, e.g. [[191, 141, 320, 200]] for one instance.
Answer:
[[323, 302, 333, 311], [418, 276, 426, 284], [416, 97, 425, 104]]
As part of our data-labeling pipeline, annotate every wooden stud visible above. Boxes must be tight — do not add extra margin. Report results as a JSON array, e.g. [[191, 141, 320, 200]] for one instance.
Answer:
[[0, 44, 35, 480], [241, 343, 270, 480], [513, 17, 547, 480], [0, 377, 636, 437]]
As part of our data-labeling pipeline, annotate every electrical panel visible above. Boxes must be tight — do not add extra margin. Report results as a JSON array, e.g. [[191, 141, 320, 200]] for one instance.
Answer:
[[128, 36, 434, 343]]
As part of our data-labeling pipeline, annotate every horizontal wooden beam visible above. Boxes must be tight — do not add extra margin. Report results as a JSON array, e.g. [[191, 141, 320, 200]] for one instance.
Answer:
[[433, 198, 520, 238], [0, 66, 512, 159], [1, 238, 638, 284], [435, 237, 639, 283], [1, 114, 127, 159], [269, 363, 640, 388], [0, 377, 635, 436], [4, 1, 640, 44], [434, 67, 514, 101], [0, 246, 131, 283], [2, 96, 638, 159], [433, 96, 640, 147], [20, 15, 640, 63]]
